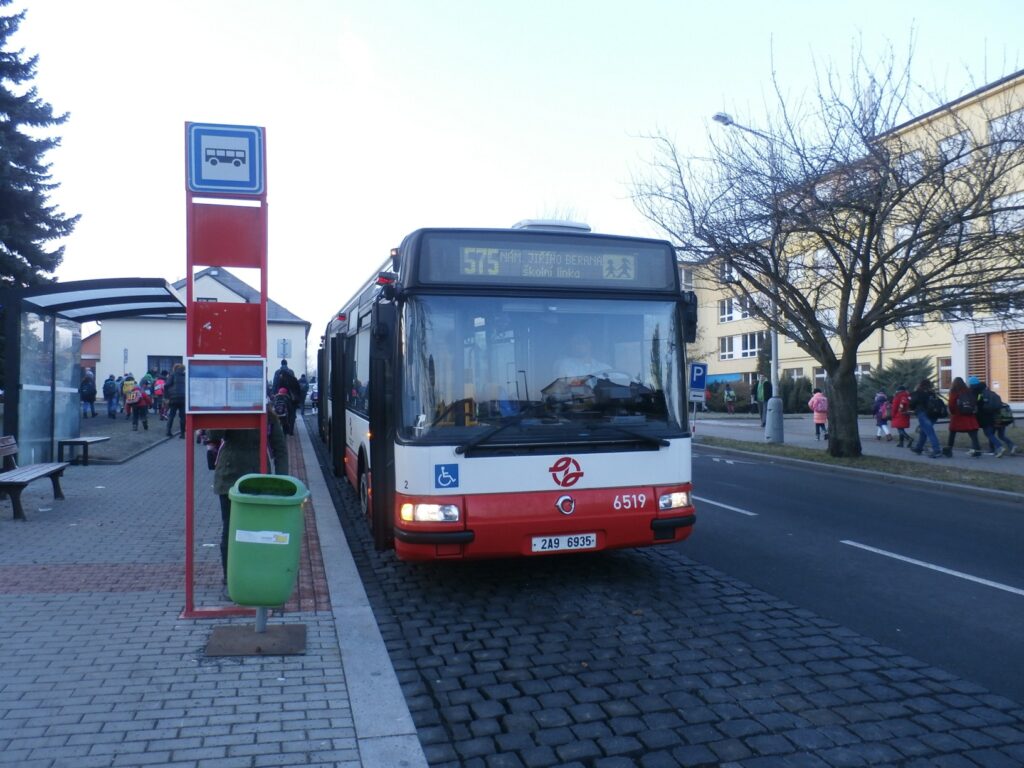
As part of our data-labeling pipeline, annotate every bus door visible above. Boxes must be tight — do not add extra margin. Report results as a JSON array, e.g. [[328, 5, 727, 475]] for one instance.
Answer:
[[329, 332, 347, 477], [368, 299, 397, 550]]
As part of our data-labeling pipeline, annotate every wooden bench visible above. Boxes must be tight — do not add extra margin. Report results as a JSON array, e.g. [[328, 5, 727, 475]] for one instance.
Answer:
[[57, 436, 111, 465], [0, 436, 70, 521]]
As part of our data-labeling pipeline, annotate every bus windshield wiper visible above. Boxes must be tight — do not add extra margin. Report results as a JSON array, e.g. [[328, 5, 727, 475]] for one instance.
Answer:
[[582, 422, 669, 449], [455, 402, 553, 455]]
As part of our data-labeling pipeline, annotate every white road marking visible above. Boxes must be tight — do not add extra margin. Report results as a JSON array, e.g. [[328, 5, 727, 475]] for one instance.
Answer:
[[692, 496, 758, 516], [841, 540, 1024, 598]]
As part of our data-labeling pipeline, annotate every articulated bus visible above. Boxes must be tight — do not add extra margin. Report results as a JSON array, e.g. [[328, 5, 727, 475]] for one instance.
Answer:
[[318, 222, 698, 561]]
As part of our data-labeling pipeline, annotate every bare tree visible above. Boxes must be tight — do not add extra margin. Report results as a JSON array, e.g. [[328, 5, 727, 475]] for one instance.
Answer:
[[632, 47, 1024, 457]]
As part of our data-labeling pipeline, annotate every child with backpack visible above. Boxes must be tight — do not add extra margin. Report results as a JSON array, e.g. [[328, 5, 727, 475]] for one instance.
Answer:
[[945, 377, 982, 457], [995, 401, 1018, 456], [125, 382, 152, 431], [970, 376, 1010, 457], [808, 388, 829, 441], [273, 387, 294, 435], [872, 389, 893, 441]]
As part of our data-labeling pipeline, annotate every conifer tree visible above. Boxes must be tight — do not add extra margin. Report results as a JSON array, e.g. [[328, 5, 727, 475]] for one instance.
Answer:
[[0, 0, 79, 289]]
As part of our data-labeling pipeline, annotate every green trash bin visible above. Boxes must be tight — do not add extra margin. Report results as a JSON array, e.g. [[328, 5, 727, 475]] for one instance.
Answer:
[[227, 474, 310, 607]]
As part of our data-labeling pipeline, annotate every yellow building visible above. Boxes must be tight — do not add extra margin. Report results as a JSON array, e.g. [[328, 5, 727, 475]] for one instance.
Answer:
[[688, 69, 1024, 406]]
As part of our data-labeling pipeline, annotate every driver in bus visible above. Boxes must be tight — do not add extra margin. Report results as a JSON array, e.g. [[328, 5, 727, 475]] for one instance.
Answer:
[[554, 333, 612, 381]]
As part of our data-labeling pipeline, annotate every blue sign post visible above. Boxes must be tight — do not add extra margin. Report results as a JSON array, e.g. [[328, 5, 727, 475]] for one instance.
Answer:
[[688, 363, 707, 403], [186, 123, 265, 196]]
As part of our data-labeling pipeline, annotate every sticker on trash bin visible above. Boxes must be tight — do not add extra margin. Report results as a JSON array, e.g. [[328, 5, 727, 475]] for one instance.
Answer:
[[235, 529, 291, 545]]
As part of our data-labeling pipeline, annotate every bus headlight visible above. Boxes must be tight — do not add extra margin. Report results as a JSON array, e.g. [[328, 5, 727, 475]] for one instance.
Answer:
[[658, 491, 691, 511], [400, 503, 461, 523]]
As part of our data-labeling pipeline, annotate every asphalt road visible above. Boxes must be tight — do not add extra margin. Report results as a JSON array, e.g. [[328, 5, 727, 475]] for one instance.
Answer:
[[687, 446, 1024, 704], [305, 414, 1024, 767]]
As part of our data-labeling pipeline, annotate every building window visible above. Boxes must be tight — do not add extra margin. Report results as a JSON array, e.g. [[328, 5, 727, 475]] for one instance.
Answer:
[[813, 367, 827, 389], [897, 149, 925, 183], [718, 261, 738, 282], [718, 297, 750, 323], [992, 191, 1024, 233], [988, 108, 1024, 153], [719, 336, 735, 360], [679, 266, 694, 291], [854, 363, 872, 380], [196, 297, 218, 302], [277, 339, 292, 358], [740, 332, 761, 358], [782, 367, 804, 380], [937, 356, 952, 391], [939, 131, 971, 169]]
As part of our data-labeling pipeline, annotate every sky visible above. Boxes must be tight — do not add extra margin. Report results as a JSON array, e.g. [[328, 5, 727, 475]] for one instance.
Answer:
[[9, 1, 1024, 367]]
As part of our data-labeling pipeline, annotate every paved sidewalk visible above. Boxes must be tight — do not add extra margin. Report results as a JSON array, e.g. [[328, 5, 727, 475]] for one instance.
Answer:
[[692, 412, 1024, 479], [0, 420, 426, 768]]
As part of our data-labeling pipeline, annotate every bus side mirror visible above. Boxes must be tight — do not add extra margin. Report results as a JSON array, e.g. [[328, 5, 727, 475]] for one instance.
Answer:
[[681, 291, 698, 343]]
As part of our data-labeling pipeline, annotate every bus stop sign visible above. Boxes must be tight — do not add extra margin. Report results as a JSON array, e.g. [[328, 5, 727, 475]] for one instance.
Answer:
[[688, 363, 707, 403], [187, 122, 265, 195]]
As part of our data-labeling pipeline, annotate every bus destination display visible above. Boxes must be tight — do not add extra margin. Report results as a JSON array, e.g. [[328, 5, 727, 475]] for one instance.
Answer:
[[460, 247, 637, 283]]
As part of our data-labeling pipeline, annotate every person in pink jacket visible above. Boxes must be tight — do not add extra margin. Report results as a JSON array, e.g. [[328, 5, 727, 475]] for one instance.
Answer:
[[808, 388, 829, 440]]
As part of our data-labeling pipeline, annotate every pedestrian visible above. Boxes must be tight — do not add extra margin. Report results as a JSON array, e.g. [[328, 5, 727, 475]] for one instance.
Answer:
[[207, 403, 289, 587], [723, 383, 737, 415], [808, 387, 829, 441], [273, 387, 295, 435], [125, 380, 151, 431], [890, 384, 913, 447], [298, 373, 309, 416], [756, 374, 773, 427], [945, 376, 982, 457], [909, 378, 944, 458], [970, 376, 1007, 457], [102, 374, 118, 419], [78, 371, 97, 418], [164, 363, 187, 438], [872, 389, 892, 441], [153, 371, 168, 420], [121, 374, 136, 419]]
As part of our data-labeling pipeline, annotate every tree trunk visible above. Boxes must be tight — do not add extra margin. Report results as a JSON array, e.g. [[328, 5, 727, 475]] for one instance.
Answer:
[[827, 368, 862, 458]]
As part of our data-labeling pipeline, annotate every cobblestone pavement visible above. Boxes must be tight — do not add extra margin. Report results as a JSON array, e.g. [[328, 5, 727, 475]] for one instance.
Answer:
[[307, 419, 1024, 768], [0, 433, 356, 768]]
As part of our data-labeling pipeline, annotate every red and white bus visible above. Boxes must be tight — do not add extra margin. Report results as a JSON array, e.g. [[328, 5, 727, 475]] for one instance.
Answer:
[[318, 222, 698, 561]]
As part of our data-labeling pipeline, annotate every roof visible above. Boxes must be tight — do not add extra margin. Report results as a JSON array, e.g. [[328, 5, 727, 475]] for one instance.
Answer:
[[883, 67, 1024, 138], [0, 278, 185, 322], [174, 267, 310, 327]]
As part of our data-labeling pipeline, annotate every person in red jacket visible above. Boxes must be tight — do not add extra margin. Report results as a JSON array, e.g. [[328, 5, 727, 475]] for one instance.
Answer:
[[945, 376, 981, 457], [890, 385, 913, 447]]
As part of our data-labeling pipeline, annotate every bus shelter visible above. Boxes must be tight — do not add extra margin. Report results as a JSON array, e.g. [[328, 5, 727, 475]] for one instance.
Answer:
[[1, 278, 185, 464]]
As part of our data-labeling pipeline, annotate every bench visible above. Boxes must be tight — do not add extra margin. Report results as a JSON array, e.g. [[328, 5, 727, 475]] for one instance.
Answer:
[[0, 436, 70, 521], [57, 436, 111, 465]]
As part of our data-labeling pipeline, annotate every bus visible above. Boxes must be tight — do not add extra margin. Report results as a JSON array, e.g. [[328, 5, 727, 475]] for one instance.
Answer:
[[319, 222, 698, 561]]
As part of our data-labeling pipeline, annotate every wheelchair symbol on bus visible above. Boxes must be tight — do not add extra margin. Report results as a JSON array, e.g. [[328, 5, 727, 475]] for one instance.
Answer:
[[434, 464, 459, 489]]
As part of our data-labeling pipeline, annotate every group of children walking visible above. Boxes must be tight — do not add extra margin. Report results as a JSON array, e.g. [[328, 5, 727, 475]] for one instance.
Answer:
[[814, 379, 1018, 457]]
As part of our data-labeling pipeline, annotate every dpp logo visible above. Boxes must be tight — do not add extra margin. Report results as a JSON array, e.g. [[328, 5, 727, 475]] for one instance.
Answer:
[[548, 456, 583, 487]]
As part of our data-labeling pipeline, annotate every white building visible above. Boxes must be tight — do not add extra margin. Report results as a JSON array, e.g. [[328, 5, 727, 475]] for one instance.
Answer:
[[96, 267, 310, 381]]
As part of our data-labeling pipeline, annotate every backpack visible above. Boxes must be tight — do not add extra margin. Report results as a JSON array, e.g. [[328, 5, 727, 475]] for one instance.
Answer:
[[926, 392, 948, 420], [811, 396, 828, 413], [997, 403, 1015, 426], [880, 402, 890, 420], [126, 388, 142, 405], [273, 393, 290, 417], [154, 379, 165, 397], [979, 389, 1003, 415], [79, 379, 96, 398], [956, 391, 977, 415], [102, 379, 117, 398]]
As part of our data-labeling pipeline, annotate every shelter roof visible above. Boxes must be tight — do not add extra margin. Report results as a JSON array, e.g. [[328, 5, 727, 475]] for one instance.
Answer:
[[2, 278, 185, 322]]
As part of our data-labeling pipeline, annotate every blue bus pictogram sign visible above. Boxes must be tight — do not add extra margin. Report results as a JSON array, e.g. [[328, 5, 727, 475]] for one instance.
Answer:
[[187, 122, 264, 195]]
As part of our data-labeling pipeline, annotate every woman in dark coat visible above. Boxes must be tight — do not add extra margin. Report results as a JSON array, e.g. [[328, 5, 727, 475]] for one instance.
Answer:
[[945, 376, 981, 457]]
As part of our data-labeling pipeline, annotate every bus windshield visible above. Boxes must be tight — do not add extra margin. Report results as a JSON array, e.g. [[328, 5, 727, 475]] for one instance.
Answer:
[[400, 296, 685, 444]]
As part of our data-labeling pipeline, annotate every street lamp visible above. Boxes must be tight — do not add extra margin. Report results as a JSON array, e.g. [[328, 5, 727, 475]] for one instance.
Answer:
[[712, 112, 784, 443]]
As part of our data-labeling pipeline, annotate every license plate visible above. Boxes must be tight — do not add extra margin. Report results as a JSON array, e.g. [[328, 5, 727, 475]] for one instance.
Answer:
[[531, 533, 597, 553]]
